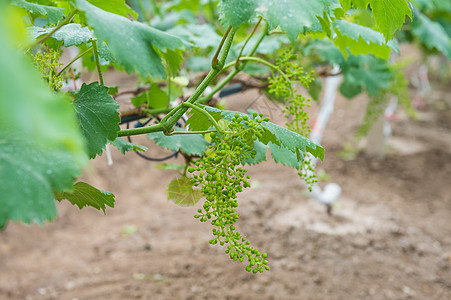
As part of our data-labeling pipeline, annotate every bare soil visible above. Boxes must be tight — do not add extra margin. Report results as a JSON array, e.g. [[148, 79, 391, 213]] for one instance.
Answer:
[[1, 62, 450, 300]]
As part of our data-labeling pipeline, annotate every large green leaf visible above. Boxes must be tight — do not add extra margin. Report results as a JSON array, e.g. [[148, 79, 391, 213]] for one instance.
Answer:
[[167, 177, 202, 207], [340, 0, 413, 40], [218, 0, 333, 41], [0, 16, 87, 227], [340, 54, 393, 98], [131, 83, 169, 109], [147, 127, 210, 156], [257, 0, 333, 42], [369, 0, 413, 40], [29, 23, 94, 47], [11, 0, 65, 25], [333, 20, 399, 59], [412, 11, 451, 59], [55, 181, 115, 213], [73, 82, 120, 159], [0, 137, 83, 228], [76, 0, 185, 79], [219, 0, 257, 29]]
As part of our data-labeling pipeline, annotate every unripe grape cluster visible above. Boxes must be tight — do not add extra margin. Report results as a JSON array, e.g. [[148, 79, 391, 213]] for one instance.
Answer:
[[188, 112, 270, 273], [268, 49, 318, 190], [32, 46, 64, 91]]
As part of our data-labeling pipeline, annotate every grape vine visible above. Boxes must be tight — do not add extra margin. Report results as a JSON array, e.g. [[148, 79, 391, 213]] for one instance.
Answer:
[[1, 0, 421, 275]]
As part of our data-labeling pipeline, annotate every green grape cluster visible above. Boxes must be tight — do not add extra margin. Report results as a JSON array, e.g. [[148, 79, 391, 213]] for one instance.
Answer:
[[268, 49, 318, 190], [188, 112, 270, 273], [269, 49, 314, 136], [32, 46, 63, 91]]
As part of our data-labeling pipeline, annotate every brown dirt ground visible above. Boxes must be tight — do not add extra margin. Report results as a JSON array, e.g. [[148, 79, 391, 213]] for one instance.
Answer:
[[1, 55, 450, 300]]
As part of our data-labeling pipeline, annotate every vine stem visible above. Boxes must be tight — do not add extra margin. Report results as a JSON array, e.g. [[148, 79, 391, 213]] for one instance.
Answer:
[[222, 56, 290, 83], [24, 9, 78, 51], [167, 130, 217, 136], [198, 23, 268, 104], [163, 28, 236, 128], [212, 25, 232, 69], [57, 46, 93, 77], [117, 123, 164, 137], [92, 40, 104, 85], [235, 17, 262, 70]]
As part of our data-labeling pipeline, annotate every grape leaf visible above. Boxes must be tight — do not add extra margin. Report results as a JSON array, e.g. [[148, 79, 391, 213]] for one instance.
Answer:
[[269, 142, 302, 169], [218, 0, 333, 41], [150, 10, 197, 31], [110, 137, 147, 154], [412, 11, 451, 59], [256, 0, 334, 42], [369, 0, 413, 41], [55, 181, 115, 213], [185, 106, 223, 131], [147, 127, 210, 156], [131, 83, 169, 109], [108, 85, 119, 95], [167, 177, 202, 207], [76, 0, 185, 79], [29, 23, 94, 47], [161, 49, 184, 76], [73, 82, 120, 159], [29, 24, 114, 62], [0, 22, 87, 227], [219, 0, 257, 29], [340, 0, 413, 40], [340, 54, 393, 98], [0, 137, 83, 228], [88, 0, 138, 19], [333, 20, 399, 59], [259, 121, 325, 162], [11, 0, 65, 25]]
